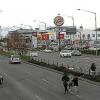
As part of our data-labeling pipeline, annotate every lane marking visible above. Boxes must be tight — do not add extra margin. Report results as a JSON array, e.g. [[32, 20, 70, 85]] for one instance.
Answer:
[[76, 94, 83, 99], [42, 79, 49, 84], [35, 95, 43, 100], [3, 73, 8, 76], [70, 92, 83, 100]]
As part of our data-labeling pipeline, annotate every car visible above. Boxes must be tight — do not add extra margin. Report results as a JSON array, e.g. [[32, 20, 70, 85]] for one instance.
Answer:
[[88, 47, 100, 50], [60, 50, 72, 57], [71, 50, 82, 56], [44, 49, 52, 53], [64, 46, 73, 50], [29, 52, 38, 57], [9, 55, 21, 64], [0, 75, 3, 84]]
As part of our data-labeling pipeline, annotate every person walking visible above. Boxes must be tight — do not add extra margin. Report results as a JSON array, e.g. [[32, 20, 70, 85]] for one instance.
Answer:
[[68, 74, 74, 92], [62, 73, 69, 94], [90, 63, 96, 76], [72, 74, 79, 94]]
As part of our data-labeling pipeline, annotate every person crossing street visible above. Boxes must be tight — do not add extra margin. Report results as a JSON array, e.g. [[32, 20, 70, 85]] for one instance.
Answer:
[[62, 73, 70, 94]]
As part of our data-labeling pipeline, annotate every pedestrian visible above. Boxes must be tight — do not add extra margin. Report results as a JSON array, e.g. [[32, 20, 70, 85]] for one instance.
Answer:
[[72, 74, 79, 94], [90, 63, 96, 76], [62, 73, 69, 94], [68, 74, 74, 92]]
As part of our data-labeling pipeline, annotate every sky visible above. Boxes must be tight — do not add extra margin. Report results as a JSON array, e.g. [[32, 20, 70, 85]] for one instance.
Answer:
[[0, 0, 100, 29]]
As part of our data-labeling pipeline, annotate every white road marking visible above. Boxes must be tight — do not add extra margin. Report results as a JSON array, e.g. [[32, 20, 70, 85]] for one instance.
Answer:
[[76, 94, 83, 99], [3, 73, 8, 76], [35, 95, 43, 100], [69, 92, 83, 100], [42, 79, 49, 84]]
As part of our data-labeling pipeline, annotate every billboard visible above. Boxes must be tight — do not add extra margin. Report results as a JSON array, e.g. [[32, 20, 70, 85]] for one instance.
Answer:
[[66, 27, 76, 34], [32, 36, 37, 48], [42, 34, 49, 40], [57, 34, 64, 40]]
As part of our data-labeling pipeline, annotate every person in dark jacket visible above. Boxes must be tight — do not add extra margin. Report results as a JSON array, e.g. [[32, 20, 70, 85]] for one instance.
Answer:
[[62, 73, 69, 94], [90, 63, 96, 76], [72, 75, 79, 94]]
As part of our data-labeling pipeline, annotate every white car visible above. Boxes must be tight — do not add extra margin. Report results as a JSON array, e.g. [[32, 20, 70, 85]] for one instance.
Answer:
[[44, 49, 52, 53], [30, 52, 38, 57], [60, 50, 72, 57], [9, 55, 21, 64]]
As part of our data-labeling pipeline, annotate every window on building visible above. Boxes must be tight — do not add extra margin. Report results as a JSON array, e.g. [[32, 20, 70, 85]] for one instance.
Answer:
[[87, 34, 90, 39], [75, 34, 77, 37], [97, 34, 100, 37], [92, 34, 95, 37], [82, 34, 85, 39], [78, 35, 80, 38]]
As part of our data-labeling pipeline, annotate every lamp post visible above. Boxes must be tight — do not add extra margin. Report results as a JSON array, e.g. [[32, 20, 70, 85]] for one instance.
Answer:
[[66, 16, 75, 46], [77, 9, 98, 56], [40, 22, 47, 49]]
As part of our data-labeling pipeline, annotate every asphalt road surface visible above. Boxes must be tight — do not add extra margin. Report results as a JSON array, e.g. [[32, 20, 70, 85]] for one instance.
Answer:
[[34, 51, 100, 74], [0, 56, 82, 100]]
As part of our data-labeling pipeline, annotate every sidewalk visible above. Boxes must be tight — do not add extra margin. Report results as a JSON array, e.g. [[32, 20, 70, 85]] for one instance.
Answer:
[[69, 78, 100, 100]]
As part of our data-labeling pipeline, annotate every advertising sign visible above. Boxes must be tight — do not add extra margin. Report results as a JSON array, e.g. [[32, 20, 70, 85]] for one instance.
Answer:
[[57, 34, 64, 40], [54, 16, 64, 26], [42, 34, 49, 40], [32, 36, 37, 48]]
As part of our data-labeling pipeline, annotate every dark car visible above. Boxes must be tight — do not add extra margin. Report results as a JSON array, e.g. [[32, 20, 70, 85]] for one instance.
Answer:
[[0, 75, 3, 84]]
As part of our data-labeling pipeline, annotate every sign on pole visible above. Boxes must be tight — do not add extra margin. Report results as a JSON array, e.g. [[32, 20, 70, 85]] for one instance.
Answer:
[[54, 15, 64, 26]]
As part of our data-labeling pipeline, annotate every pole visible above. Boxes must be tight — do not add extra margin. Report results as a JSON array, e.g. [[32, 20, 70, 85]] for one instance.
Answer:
[[58, 27, 61, 51], [77, 9, 98, 56], [95, 13, 98, 56], [67, 16, 75, 46], [40, 22, 47, 49]]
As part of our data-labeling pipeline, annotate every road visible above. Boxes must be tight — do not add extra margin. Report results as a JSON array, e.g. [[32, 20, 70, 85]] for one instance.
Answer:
[[34, 51, 100, 74], [0, 56, 82, 100]]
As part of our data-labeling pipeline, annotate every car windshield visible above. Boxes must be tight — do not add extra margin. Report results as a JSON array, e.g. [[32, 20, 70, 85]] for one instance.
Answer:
[[11, 55, 20, 58], [61, 50, 71, 53], [73, 50, 80, 53]]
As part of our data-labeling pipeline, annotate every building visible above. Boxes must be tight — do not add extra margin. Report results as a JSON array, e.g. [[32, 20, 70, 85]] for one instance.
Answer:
[[7, 29, 33, 55]]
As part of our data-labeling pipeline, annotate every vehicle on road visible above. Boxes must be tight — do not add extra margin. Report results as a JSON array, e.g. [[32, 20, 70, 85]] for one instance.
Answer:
[[71, 50, 82, 56], [29, 52, 38, 57], [9, 55, 21, 64], [60, 50, 72, 57], [0, 75, 3, 84], [88, 47, 100, 50], [44, 49, 52, 53]]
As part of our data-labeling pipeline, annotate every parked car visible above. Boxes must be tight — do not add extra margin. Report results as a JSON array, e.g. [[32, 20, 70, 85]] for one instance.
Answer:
[[64, 46, 74, 50], [89, 47, 100, 50], [60, 50, 72, 57], [9, 55, 21, 64], [44, 49, 52, 53], [0, 75, 3, 85], [29, 52, 38, 57], [71, 50, 82, 56]]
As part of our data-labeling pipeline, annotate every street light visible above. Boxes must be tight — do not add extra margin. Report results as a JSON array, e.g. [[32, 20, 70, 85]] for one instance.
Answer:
[[40, 22, 46, 32], [77, 9, 98, 56], [66, 16, 75, 45], [40, 22, 47, 49]]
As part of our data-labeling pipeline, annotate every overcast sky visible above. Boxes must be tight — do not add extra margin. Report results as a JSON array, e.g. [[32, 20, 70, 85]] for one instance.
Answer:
[[0, 0, 100, 29]]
